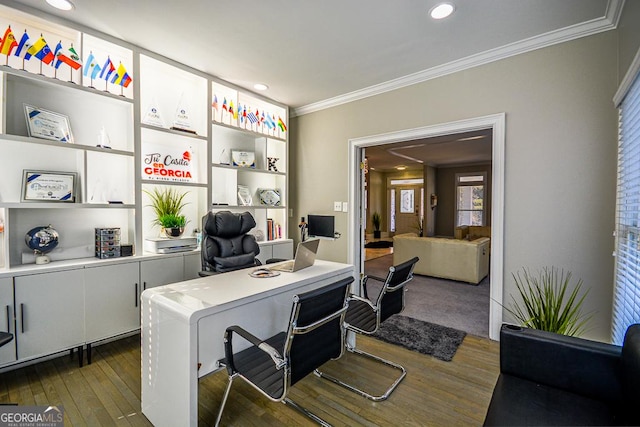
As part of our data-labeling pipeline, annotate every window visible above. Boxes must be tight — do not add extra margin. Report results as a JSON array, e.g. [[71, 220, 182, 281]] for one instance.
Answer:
[[613, 68, 640, 345], [455, 173, 486, 226]]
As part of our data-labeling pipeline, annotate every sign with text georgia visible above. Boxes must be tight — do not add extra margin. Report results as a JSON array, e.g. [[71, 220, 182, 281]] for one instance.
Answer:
[[142, 141, 194, 183]]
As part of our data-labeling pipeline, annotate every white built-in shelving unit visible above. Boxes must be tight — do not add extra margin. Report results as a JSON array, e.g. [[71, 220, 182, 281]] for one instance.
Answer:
[[0, 4, 290, 368]]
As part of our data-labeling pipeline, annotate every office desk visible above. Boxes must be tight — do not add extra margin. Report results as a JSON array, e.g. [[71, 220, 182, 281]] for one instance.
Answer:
[[141, 259, 354, 427]]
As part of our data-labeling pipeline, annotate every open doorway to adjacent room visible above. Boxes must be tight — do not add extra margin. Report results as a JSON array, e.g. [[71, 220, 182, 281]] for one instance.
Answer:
[[348, 114, 505, 340]]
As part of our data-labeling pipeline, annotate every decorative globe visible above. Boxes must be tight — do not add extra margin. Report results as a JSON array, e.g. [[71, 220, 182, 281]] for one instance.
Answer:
[[25, 225, 59, 254]]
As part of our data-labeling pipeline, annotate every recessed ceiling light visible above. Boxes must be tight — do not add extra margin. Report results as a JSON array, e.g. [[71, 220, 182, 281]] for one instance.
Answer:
[[396, 166, 407, 171], [45, 0, 74, 10], [254, 83, 268, 91], [430, 3, 455, 20]]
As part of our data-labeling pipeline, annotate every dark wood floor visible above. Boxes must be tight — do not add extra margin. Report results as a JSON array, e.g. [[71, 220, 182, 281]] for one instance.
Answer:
[[0, 333, 499, 426]]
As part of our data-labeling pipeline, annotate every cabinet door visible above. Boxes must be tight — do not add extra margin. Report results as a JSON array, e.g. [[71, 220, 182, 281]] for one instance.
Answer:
[[85, 262, 140, 342], [140, 257, 184, 290], [255, 244, 273, 265], [0, 278, 16, 365], [15, 269, 84, 360], [183, 252, 201, 280], [272, 241, 294, 260]]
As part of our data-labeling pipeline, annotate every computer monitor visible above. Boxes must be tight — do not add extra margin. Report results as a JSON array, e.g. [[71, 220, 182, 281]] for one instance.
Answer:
[[307, 214, 335, 239]]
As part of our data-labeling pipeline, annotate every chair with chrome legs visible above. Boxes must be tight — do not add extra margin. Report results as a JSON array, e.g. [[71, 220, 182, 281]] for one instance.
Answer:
[[215, 276, 354, 426], [315, 256, 419, 401]]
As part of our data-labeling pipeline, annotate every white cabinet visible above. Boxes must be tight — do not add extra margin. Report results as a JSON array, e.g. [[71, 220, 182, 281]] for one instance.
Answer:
[[256, 239, 294, 264], [183, 252, 201, 280], [0, 277, 15, 365], [14, 269, 85, 360], [140, 257, 185, 290], [85, 262, 140, 342]]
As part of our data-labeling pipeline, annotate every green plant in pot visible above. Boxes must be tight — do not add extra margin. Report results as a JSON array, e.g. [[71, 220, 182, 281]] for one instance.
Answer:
[[144, 188, 189, 238], [505, 266, 592, 337], [372, 212, 381, 239]]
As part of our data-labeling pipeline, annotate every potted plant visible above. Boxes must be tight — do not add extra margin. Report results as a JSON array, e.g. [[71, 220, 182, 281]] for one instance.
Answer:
[[505, 266, 592, 337], [372, 212, 381, 239], [144, 188, 189, 238]]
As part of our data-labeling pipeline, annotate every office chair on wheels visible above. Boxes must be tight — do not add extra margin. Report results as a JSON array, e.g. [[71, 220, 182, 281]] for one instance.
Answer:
[[315, 256, 419, 401], [199, 210, 261, 275], [215, 276, 354, 426]]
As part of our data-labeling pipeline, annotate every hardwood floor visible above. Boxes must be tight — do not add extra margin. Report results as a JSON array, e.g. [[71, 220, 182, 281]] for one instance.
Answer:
[[0, 333, 499, 426]]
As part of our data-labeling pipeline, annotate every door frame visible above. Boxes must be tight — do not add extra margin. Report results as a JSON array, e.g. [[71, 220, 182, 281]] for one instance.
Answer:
[[347, 113, 505, 340]]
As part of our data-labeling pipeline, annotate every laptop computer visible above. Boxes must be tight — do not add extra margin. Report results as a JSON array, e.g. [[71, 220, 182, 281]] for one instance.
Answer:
[[269, 239, 320, 272]]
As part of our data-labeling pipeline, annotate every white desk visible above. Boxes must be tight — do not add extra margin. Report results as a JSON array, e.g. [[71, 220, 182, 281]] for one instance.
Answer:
[[141, 259, 354, 427]]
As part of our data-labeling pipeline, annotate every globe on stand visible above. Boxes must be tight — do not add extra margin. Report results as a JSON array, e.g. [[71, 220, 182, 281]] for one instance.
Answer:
[[25, 225, 59, 265]]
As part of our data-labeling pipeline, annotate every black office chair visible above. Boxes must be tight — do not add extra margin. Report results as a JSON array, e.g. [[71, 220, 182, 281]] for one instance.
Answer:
[[200, 210, 261, 276], [0, 331, 13, 348], [215, 276, 354, 426], [315, 256, 419, 401]]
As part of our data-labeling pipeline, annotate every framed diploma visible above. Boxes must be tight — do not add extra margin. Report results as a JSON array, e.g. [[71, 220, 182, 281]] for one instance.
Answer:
[[24, 104, 74, 143], [22, 170, 77, 203], [258, 188, 281, 206], [232, 150, 255, 168]]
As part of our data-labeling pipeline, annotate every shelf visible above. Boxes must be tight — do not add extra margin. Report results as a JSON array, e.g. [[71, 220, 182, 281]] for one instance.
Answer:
[[2, 68, 134, 105], [0, 134, 134, 157], [0, 202, 135, 209], [211, 163, 286, 176], [211, 205, 286, 210], [140, 123, 208, 141], [141, 180, 208, 188], [212, 121, 286, 142]]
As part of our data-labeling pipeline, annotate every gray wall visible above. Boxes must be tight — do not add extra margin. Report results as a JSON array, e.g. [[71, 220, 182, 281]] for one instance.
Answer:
[[290, 30, 621, 341]]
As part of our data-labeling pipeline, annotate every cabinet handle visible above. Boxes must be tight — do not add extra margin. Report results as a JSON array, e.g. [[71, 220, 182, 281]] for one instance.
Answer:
[[20, 303, 25, 334], [135, 283, 138, 308], [5, 305, 10, 333], [143, 281, 147, 290]]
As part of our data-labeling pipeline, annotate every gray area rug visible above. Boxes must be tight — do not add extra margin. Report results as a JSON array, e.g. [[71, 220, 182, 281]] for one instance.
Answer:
[[365, 253, 490, 337], [373, 315, 466, 362]]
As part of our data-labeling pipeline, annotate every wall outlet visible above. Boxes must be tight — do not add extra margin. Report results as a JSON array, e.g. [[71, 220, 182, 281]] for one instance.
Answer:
[[342, 202, 348, 212], [334, 201, 342, 211]]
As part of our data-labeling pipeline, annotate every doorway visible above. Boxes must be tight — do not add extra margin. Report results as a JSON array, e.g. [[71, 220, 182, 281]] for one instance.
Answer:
[[347, 114, 505, 340]]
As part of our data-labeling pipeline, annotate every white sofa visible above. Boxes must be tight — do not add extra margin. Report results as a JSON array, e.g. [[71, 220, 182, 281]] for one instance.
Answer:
[[393, 233, 490, 284]]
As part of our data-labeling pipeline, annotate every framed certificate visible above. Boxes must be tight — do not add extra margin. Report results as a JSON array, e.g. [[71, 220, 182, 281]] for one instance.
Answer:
[[232, 150, 255, 168], [24, 104, 74, 143], [258, 188, 281, 206], [22, 170, 77, 202]]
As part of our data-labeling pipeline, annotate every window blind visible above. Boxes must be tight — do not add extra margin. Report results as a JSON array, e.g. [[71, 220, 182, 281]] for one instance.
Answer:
[[613, 70, 640, 345]]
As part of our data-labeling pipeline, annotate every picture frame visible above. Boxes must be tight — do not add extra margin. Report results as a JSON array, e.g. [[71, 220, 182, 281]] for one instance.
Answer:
[[231, 150, 255, 168], [237, 185, 252, 206], [24, 104, 74, 143], [258, 188, 281, 206], [21, 170, 77, 203]]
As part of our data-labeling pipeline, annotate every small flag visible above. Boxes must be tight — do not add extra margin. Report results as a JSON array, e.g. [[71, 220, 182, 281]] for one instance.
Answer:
[[53, 41, 62, 58], [55, 44, 81, 70], [113, 62, 132, 87], [27, 36, 54, 64], [222, 97, 228, 111], [0, 26, 18, 56], [229, 100, 235, 118], [90, 62, 102, 79], [83, 52, 95, 76], [212, 94, 219, 111], [277, 116, 287, 132], [100, 57, 116, 81], [247, 110, 259, 124], [240, 105, 246, 123], [14, 29, 29, 57]]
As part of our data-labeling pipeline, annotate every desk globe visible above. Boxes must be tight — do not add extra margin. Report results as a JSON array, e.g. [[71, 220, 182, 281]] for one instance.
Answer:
[[25, 225, 59, 265]]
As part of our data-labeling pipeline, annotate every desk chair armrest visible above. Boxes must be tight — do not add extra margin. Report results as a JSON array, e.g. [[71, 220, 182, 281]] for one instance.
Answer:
[[224, 325, 285, 374], [361, 275, 386, 300], [347, 294, 377, 311]]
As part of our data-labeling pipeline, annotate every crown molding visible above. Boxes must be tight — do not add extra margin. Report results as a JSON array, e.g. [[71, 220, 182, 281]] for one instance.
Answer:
[[293, 0, 624, 118]]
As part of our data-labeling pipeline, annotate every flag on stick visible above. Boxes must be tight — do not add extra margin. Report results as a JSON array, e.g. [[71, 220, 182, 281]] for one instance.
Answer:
[[55, 44, 81, 70], [27, 36, 54, 64], [100, 57, 116, 81], [90, 62, 102, 79], [277, 116, 287, 132], [0, 26, 18, 56], [83, 52, 95, 76], [14, 29, 29, 57], [113, 62, 132, 87]]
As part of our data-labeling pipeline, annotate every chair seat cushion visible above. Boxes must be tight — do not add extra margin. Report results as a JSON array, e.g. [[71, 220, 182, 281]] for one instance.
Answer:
[[231, 332, 287, 400], [214, 253, 256, 272], [484, 374, 620, 426], [345, 299, 377, 333]]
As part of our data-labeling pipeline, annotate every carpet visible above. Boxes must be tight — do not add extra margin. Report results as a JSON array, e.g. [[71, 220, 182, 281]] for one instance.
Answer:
[[373, 315, 466, 362]]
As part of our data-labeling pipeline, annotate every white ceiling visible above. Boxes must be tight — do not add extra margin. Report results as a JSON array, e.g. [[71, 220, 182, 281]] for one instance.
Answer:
[[6, 0, 622, 116]]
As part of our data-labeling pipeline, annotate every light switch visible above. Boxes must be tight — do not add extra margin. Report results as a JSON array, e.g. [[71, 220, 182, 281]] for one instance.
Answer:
[[342, 202, 348, 212], [334, 201, 342, 211]]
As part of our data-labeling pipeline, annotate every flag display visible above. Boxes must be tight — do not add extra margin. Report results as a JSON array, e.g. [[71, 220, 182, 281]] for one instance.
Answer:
[[277, 116, 287, 132], [14, 30, 29, 57], [27, 36, 54, 64], [0, 26, 18, 56], [55, 44, 81, 70], [100, 57, 116, 81]]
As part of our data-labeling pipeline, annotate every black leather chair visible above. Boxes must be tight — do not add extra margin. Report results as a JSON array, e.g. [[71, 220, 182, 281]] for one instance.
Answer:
[[215, 276, 354, 426], [0, 331, 13, 348], [315, 256, 419, 401], [200, 210, 261, 275], [484, 323, 640, 426]]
